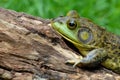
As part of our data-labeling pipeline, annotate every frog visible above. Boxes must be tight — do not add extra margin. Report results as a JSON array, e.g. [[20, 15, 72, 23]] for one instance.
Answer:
[[51, 10, 120, 74]]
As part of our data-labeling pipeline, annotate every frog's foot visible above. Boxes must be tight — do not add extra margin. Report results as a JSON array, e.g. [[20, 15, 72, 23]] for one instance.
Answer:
[[65, 56, 83, 67], [66, 48, 108, 68]]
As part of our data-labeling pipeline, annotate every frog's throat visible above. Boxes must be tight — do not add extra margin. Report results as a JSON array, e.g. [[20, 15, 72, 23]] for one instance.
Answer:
[[56, 31, 95, 49]]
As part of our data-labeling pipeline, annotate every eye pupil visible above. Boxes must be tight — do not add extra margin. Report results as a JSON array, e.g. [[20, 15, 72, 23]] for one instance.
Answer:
[[69, 22, 75, 27], [67, 19, 77, 29]]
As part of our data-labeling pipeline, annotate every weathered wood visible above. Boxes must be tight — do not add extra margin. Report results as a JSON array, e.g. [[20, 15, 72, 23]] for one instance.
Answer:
[[0, 8, 119, 80]]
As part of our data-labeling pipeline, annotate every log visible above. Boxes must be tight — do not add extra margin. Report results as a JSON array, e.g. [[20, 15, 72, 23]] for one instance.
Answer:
[[0, 8, 119, 80]]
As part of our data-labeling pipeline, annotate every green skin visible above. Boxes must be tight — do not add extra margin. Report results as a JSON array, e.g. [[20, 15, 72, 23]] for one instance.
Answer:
[[51, 10, 120, 74]]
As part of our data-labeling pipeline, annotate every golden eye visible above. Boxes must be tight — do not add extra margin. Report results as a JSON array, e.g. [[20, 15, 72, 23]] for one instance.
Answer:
[[67, 19, 77, 29]]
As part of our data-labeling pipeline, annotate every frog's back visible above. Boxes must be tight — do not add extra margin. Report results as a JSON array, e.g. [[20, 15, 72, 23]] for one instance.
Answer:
[[102, 32, 120, 73], [103, 32, 120, 54], [95, 32, 120, 73]]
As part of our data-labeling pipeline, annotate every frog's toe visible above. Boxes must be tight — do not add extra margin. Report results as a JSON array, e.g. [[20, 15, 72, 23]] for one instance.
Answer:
[[65, 59, 75, 65], [73, 60, 82, 68], [66, 59, 81, 68], [66, 56, 83, 67]]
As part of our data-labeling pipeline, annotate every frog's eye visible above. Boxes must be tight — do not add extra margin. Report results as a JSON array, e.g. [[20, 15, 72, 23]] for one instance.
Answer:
[[67, 19, 77, 29], [78, 28, 93, 44]]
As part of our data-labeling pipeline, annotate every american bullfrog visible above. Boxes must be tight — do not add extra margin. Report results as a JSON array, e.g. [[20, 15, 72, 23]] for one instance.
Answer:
[[51, 10, 120, 74]]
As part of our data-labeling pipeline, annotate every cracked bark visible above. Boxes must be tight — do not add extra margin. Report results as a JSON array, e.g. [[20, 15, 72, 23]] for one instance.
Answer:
[[0, 8, 119, 80]]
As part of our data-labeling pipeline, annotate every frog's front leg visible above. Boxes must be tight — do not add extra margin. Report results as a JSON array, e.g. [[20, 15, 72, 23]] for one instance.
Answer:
[[66, 48, 108, 68]]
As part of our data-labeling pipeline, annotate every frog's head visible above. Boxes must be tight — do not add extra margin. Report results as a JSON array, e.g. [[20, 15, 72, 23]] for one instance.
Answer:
[[51, 10, 96, 49]]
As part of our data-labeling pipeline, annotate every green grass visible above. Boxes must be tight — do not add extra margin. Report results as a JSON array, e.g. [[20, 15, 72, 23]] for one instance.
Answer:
[[0, 0, 120, 35]]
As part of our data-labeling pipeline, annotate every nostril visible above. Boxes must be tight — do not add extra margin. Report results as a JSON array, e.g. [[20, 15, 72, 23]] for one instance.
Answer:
[[59, 21, 63, 24], [52, 18, 63, 24], [59, 15, 64, 17], [51, 17, 64, 25]]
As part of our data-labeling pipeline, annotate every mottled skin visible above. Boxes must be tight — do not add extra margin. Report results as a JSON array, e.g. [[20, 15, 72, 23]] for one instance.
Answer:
[[51, 10, 120, 74]]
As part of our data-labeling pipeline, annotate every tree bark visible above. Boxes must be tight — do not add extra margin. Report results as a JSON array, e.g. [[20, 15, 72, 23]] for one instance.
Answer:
[[0, 8, 119, 80]]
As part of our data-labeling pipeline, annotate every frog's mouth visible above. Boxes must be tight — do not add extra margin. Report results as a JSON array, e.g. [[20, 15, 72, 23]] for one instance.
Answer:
[[57, 31, 93, 48], [56, 30, 96, 52], [56, 30, 79, 46]]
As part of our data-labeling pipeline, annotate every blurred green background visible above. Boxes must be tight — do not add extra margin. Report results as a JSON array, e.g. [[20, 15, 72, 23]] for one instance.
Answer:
[[0, 0, 120, 35]]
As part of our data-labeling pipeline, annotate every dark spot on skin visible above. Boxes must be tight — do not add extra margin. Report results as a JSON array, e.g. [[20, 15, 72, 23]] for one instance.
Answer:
[[119, 46, 120, 49], [111, 45, 117, 50], [113, 51, 118, 54]]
